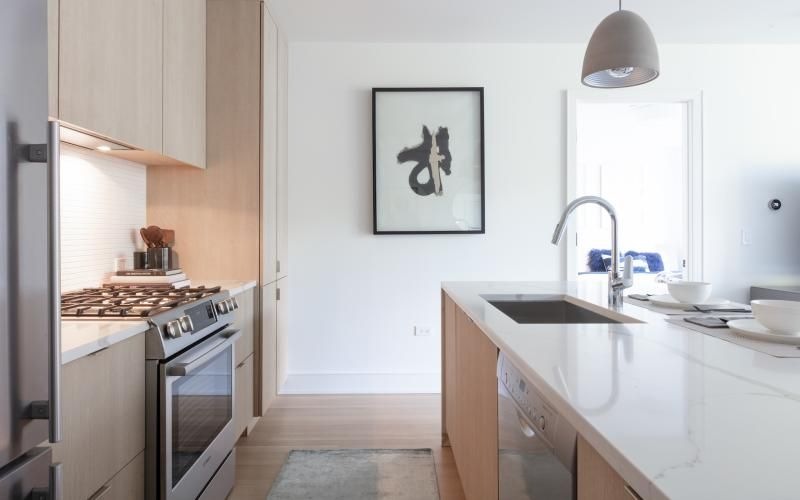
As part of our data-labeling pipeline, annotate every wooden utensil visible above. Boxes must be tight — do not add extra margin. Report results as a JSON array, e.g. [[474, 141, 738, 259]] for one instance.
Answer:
[[140, 227, 154, 248], [141, 226, 164, 248]]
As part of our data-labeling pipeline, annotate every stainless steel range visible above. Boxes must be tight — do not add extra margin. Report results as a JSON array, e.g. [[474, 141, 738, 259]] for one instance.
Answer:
[[62, 285, 241, 499]]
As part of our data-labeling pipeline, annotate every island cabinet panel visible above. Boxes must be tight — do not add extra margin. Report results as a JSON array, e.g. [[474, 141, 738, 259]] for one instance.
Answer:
[[59, 0, 164, 151], [442, 292, 458, 445], [443, 292, 499, 500], [50, 334, 146, 500], [578, 435, 643, 500]]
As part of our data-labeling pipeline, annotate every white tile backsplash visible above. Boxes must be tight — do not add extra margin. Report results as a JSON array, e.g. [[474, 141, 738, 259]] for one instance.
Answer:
[[60, 144, 146, 292]]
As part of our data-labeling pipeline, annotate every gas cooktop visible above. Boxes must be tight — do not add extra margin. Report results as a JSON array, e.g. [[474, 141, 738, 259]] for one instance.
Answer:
[[61, 285, 224, 319]]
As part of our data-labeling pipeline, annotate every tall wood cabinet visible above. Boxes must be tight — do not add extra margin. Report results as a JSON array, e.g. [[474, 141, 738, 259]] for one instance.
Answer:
[[148, 0, 284, 417]]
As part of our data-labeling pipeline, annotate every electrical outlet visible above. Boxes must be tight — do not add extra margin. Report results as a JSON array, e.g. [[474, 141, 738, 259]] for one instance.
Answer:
[[414, 326, 432, 337], [741, 228, 752, 246]]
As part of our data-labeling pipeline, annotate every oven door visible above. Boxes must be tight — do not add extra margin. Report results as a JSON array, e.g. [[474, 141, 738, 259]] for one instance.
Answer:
[[498, 382, 575, 500], [161, 328, 240, 500]]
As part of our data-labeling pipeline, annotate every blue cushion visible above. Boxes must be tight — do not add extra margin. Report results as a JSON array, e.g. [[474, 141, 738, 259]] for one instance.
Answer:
[[587, 249, 665, 273], [624, 251, 665, 273]]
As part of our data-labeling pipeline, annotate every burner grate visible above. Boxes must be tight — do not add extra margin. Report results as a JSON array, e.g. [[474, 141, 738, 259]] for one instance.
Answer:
[[61, 285, 223, 318]]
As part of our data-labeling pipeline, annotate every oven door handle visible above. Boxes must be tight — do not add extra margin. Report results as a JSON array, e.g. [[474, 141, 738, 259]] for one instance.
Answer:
[[167, 329, 241, 376]]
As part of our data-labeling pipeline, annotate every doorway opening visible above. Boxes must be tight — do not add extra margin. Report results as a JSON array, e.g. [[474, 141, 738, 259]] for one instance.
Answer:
[[566, 92, 703, 289]]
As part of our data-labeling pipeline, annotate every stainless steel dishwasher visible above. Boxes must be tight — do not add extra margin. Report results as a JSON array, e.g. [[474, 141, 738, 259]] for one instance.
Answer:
[[498, 353, 577, 500]]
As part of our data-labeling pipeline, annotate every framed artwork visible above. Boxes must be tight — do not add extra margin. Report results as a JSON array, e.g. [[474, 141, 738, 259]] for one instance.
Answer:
[[372, 87, 485, 234]]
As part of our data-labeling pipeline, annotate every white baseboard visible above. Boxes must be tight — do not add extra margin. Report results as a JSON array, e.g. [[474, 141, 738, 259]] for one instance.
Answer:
[[280, 373, 441, 394]]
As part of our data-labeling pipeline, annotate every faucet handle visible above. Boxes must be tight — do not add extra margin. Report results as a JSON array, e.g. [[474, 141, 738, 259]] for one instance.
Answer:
[[622, 255, 634, 288]]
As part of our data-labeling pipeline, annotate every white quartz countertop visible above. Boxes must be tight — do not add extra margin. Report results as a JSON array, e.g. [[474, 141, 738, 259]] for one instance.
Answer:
[[442, 281, 800, 500], [61, 320, 149, 364], [61, 279, 258, 364], [197, 280, 258, 297]]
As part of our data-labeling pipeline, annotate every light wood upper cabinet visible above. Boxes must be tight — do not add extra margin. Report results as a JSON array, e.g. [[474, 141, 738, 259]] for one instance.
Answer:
[[59, 0, 164, 152], [163, 0, 206, 168]]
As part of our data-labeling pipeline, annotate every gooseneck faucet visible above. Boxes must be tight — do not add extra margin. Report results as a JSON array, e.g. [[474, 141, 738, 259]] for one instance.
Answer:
[[551, 196, 633, 309]]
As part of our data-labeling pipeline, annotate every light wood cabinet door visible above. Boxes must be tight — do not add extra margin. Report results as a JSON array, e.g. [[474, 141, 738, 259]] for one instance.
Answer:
[[233, 288, 255, 366], [261, 7, 279, 285], [51, 334, 146, 500], [235, 353, 254, 438], [261, 282, 278, 413], [276, 277, 289, 391], [91, 451, 145, 500], [450, 304, 499, 500], [163, 0, 206, 167], [578, 435, 642, 500], [442, 292, 458, 445], [59, 0, 163, 151]]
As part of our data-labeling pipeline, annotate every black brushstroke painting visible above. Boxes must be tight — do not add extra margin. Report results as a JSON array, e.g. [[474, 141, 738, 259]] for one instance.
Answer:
[[397, 125, 452, 196]]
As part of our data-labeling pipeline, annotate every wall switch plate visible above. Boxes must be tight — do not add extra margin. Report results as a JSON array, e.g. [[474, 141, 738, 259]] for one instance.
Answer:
[[414, 326, 432, 337]]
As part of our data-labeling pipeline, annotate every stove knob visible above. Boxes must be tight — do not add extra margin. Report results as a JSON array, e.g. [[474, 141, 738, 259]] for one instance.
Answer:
[[165, 320, 183, 338], [178, 315, 194, 334], [230, 297, 239, 310], [215, 301, 229, 315]]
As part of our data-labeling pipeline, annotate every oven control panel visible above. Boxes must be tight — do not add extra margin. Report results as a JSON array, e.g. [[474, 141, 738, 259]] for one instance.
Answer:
[[498, 354, 559, 446]]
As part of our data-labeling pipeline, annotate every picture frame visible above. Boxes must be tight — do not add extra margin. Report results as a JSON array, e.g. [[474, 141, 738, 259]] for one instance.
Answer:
[[372, 87, 485, 235]]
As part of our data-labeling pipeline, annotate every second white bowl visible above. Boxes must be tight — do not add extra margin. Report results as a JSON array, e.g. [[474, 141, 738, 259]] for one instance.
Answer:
[[751, 300, 800, 335], [667, 281, 712, 304]]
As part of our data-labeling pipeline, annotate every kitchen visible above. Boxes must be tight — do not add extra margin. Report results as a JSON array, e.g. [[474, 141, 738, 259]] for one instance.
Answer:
[[2, 1, 800, 500]]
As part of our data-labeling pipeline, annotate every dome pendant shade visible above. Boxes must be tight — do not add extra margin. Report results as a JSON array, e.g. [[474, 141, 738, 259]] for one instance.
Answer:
[[582, 10, 660, 88]]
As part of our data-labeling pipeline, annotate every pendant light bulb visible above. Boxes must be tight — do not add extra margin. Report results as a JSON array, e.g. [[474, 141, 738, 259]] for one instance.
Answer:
[[581, 6, 660, 88]]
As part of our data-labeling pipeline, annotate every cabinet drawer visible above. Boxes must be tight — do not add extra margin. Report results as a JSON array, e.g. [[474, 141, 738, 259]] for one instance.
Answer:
[[51, 334, 145, 500], [233, 288, 255, 366], [234, 353, 254, 438], [89, 451, 144, 500]]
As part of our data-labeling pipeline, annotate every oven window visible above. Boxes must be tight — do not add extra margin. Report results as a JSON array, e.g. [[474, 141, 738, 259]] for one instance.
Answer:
[[171, 346, 232, 487]]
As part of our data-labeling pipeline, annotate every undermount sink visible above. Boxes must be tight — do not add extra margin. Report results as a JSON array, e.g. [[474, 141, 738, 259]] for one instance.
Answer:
[[483, 295, 641, 325]]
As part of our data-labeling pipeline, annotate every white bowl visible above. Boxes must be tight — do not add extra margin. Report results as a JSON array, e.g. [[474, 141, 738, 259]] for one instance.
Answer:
[[667, 281, 712, 304], [750, 300, 800, 335]]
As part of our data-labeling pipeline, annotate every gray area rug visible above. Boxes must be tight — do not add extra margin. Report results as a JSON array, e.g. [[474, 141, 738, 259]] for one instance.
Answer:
[[266, 449, 440, 500]]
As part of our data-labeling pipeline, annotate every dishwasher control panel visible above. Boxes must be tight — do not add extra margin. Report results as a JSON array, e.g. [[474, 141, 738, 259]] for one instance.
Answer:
[[498, 354, 559, 447]]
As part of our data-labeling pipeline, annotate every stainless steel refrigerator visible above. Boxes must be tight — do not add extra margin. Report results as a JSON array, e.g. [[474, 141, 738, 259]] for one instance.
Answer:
[[0, 0, 63, 497]]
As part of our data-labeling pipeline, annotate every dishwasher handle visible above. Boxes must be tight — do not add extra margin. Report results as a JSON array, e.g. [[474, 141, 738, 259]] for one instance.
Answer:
[[516, 409, 536, 438]]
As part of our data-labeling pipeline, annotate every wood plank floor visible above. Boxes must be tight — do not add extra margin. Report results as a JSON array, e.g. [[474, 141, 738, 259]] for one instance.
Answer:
[[228, 394, 465, 500]]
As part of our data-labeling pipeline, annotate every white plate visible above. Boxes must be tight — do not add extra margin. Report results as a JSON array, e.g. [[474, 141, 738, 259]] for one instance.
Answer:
[[727, 318, 800, 345], [647, 294, 730, 309]]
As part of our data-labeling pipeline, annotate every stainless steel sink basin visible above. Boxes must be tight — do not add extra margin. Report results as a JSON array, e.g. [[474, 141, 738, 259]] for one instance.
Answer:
[[483, 295, 640, 325]]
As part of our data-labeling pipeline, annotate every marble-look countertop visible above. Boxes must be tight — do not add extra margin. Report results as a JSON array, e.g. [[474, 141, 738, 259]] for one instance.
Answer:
[[443, 281, 800, 500], [197, 279, 258, 297], [61, 279, 258, 363], [61, 320, 149, 364]]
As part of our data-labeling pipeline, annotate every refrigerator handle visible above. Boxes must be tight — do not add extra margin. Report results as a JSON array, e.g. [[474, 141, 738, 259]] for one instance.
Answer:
[[47, 120, 62, 444], [50, 462, 63, 500]]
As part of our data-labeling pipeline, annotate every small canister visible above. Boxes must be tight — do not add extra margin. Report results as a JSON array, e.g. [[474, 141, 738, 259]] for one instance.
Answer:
[[133, 251, 149, 270]]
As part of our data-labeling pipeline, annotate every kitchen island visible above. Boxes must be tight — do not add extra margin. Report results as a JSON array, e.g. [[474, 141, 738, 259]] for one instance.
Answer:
[[442, 281, 800, 500]]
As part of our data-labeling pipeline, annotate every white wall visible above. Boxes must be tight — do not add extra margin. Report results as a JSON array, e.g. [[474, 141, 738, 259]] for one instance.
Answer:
[[60, 145, 147, 292], [287, 43, 800, 393]]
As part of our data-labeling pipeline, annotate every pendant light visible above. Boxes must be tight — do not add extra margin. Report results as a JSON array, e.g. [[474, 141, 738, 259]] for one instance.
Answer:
[[581, 0, 660, 88]]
